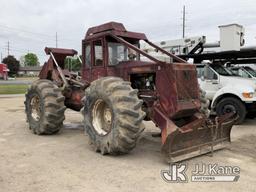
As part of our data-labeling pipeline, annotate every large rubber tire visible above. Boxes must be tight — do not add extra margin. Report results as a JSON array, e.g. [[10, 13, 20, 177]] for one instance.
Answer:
[[199, 88, 210, 117], [24, 79, 66, 135], [216, 97, 246, 125], [83, 77, 145, 155]]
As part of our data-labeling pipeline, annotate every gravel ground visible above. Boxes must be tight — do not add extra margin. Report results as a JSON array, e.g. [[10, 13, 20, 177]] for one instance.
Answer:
[[0, 96, 255, 192]]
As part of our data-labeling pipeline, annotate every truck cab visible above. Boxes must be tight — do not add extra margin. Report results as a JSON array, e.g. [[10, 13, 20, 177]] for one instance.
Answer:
[[196, 63, 256, 123], [80, 22, 200, 120], [82, 35, 140, 82]]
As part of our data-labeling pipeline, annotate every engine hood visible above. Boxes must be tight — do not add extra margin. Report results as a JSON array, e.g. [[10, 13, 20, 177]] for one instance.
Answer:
[[220, 75, 256, 91]]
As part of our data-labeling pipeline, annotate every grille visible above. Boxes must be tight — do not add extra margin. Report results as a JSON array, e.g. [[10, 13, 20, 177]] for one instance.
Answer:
[[175, 67, 198, 101]]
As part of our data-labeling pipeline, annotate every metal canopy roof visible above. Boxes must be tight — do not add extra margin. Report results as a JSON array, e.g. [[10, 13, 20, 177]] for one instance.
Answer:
[[85, 22, 147, 41]]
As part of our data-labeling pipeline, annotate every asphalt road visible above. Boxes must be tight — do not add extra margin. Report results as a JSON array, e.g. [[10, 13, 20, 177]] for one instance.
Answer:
[[0, 80, 33, 85], [0, 95, 255, 192]]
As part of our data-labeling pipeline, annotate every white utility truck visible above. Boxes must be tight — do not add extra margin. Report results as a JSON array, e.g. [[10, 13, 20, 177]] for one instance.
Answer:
[[142, 23, 256, 123], [196, 63, 256, 123]]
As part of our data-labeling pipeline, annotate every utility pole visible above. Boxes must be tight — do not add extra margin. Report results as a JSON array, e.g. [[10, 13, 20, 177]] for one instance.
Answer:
[[70, 58, 72, 71], [1, 52, 2, 62], [7, 41, 10, 56], [56, 32, 58, 48], [68, 57, 70, 70], [182, 5, 186, 38]]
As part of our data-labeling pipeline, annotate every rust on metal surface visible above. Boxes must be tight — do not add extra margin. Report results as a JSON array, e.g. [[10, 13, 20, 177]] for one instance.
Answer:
[[85, 22, 147, 41], [37, 21, 236, 162], [45, 47, 77, 56]]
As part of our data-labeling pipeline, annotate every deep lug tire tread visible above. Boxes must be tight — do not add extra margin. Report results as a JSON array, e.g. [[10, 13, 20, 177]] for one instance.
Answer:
[[25, 79, 66, 135], [83, 77, 145, 155]]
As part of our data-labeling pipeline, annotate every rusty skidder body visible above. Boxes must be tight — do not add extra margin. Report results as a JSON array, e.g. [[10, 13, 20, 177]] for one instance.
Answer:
[[25, 22, 236, 163]]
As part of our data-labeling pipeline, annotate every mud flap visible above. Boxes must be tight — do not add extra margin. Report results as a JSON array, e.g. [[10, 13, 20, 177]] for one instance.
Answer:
[[154, 108, 236, 163]]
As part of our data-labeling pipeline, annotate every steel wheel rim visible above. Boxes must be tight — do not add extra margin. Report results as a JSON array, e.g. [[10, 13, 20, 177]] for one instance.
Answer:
[[223, 104, 236, 114], [92, 99, 113, 136], [30, 95, 41, 121]]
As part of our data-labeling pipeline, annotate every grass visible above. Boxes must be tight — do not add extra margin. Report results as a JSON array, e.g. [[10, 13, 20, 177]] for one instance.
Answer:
[[16, 77, 38, 81], [0, 84, 28, 94]]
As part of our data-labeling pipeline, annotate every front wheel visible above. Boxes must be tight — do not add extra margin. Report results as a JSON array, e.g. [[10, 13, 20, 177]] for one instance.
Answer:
[[83, 77, 145, 155], [216, 97, 246, 125]]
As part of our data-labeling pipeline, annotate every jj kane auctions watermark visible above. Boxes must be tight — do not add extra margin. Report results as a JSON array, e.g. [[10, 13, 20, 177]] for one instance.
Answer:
[[161, 163, 240, 183]]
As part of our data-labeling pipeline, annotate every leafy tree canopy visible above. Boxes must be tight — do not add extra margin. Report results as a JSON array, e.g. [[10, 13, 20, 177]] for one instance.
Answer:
[[2, 55, 20, 75], [64, 56, 82, 72], [24, 53, 39, 66]]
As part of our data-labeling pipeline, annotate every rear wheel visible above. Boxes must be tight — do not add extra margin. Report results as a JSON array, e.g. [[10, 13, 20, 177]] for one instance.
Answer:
[[24, 79, 66, 134], [216, 97, 246, 124], [246, 112, 256, 119], [83, 77, 145, 154]]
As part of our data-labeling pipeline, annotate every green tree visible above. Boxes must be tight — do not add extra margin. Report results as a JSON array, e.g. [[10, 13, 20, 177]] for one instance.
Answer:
[[64, 56, 82, 72], [2, 55, 20, 76], [24, 53, 39, 66]]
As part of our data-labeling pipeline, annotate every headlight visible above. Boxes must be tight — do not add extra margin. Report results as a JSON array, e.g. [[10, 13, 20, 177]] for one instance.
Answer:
[[242, 92, 254, 98]]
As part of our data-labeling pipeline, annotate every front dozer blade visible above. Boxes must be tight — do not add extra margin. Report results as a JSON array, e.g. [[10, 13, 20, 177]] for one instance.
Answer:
[[161, 113, 236, 163]]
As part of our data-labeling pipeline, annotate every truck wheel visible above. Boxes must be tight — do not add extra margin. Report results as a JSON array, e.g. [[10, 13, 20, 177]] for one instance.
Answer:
[[246, 112, 256, 119], [199, 88, 210, 117], [24, 79, 66, 135], [83, 77, 145, 155], [216, 97, 246, 124]]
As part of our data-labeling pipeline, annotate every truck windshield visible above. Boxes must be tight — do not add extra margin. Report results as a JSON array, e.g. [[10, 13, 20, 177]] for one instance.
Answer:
[[211, 65, 235, 76], [108, 42, 139, 66], [244, 66, 256, 77], [108, 42, 128, 65]]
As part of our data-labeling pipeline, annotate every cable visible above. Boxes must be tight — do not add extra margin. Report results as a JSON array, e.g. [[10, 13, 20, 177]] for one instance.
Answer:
[[0, 24, 55, 39], [0, 23, 79, 42]]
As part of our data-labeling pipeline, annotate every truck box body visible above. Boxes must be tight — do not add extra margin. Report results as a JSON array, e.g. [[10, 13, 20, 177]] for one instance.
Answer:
[[0, 63, 9, 80]]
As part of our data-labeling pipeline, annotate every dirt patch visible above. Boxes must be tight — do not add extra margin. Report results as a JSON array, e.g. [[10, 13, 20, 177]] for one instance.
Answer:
[[5, 109, 24, 113], [229, 135, 256, 159], [0, 96, 255, 192]]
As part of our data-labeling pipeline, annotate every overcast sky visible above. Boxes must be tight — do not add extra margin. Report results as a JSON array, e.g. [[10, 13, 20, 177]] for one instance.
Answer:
[[0, 0, 255, 64]]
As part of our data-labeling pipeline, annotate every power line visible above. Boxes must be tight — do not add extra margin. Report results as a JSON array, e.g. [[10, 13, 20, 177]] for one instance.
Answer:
[[0, 23, 55, 39], [2, 47, 46, 57], [0, 32, 56, 45], [0, 23, 82, 54], [0, 23, 77, 42], [0, 23, 79, 62]]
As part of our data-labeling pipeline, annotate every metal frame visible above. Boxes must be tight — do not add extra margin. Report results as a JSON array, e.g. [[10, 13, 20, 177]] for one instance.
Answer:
[[38, 21, 236, 162]]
